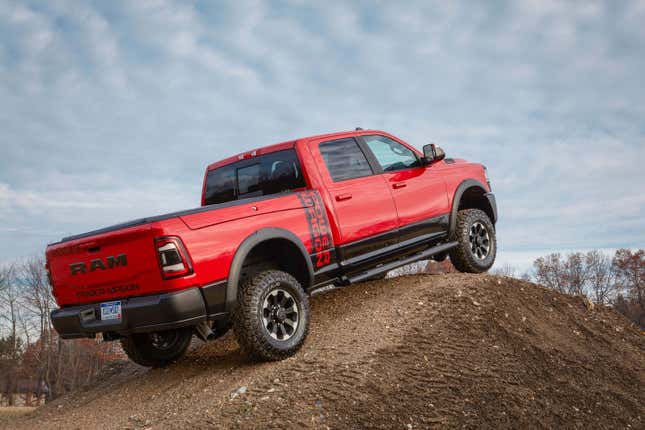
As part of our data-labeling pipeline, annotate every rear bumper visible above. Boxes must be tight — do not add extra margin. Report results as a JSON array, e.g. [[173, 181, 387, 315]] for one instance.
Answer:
[[51, 285, 226, 339]]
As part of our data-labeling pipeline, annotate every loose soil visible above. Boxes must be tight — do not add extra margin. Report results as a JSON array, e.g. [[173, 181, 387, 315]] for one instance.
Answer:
[[4, 274, 644, 429]]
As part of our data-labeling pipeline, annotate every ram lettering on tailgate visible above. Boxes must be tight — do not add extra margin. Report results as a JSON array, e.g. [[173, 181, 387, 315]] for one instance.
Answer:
[[70, 253, 127, 275]]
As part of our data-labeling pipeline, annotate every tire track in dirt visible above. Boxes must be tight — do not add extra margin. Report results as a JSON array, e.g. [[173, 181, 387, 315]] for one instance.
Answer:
[[5, 274, 644, 430]]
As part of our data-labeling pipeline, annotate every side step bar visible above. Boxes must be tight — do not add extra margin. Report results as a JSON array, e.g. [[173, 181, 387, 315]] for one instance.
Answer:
[[344, 241, 458, 284]]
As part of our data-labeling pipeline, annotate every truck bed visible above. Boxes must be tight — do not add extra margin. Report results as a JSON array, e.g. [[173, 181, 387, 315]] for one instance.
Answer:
[[53, 194, 284, 244]]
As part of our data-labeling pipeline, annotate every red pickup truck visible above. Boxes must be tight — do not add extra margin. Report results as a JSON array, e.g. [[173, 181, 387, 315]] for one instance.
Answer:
[[46, 129, 497, 366]]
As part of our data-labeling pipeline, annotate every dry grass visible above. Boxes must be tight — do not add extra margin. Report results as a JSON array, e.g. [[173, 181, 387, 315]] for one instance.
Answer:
[[0, 407, 36, 419]]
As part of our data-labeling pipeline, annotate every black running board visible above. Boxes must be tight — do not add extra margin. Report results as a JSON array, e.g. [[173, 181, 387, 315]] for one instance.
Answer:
[[343, 241, 458, 284]]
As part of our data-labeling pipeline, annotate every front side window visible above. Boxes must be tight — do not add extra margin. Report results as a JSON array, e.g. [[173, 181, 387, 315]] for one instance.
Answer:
[[319, 138, 373, 182], [203, 149, 305, 205], [363, 135, 420, 172]]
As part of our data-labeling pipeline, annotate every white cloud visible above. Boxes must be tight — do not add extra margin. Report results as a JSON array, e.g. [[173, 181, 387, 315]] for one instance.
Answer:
[[0, 0, 644, 262]]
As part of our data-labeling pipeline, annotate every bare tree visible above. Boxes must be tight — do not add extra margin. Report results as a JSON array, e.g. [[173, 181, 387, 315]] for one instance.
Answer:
[[533, 253, 567, 293], [0, 264, 20, 355], [0, 265, 7, 294], [534, 252, 593, 297], [18, 257, 56, 401], [19, 257, 54, 340], [613, 249, 645, 313], [0, 264, 22, 405], [564, 252, 589, 296], [585, 250, 616, 305]]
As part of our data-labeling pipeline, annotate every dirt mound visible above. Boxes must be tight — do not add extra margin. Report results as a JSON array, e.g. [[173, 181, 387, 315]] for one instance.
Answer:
[[4, 274, 643, 429]]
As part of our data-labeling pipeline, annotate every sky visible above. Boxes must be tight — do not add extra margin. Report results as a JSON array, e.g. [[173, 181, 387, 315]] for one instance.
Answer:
[[0, 0, 644, 271]]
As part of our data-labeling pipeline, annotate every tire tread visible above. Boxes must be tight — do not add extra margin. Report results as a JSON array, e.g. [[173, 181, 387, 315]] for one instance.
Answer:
[[233, 270, 309, 361], [449, 208, 496, 273]]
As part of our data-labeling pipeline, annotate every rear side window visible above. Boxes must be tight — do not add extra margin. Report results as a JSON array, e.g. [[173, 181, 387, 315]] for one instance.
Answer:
[[319, 138, 373, 182], [204, 164, 236, 204], [203, 149, 306, 205]]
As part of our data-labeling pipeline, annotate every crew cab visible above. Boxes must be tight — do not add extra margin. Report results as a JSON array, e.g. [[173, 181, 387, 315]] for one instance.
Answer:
[[46, 130, 497, 366]]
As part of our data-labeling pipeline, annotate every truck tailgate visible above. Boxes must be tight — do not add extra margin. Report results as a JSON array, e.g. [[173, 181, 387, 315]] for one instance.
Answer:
[[46, 224, 161, 306]]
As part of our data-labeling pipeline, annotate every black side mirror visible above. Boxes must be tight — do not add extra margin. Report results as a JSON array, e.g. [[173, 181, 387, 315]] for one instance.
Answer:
[[423, 143, 446, 163]]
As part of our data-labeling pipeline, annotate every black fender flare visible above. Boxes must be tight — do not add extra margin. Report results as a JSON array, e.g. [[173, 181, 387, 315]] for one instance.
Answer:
[[225, 228, 314, 312], [449, 179, 494, 237]]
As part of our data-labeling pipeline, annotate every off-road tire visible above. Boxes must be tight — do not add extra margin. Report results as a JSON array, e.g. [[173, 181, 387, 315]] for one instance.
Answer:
[[120, 327, 192, 367], [449, 208, 496, 273], [233, 270, 310, 361]]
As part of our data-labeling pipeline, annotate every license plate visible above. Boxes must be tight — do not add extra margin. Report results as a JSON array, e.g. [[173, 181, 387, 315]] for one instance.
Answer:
[[100, 301, 122, 321]]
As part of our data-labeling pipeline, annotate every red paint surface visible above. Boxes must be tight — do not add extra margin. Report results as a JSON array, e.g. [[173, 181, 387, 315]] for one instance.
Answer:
[[47, 130, 490, 307]]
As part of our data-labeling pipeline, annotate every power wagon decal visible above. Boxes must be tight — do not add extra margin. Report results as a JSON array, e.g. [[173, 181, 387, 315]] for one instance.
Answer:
[[298, 191, 333, 268]]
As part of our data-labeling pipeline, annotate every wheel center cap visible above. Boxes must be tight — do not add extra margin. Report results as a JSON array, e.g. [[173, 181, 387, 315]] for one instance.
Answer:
[[275, 308, 286, 321]]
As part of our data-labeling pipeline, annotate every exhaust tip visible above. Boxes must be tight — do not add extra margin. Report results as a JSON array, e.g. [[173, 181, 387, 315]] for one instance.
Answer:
[[194, 321, 215, 342]]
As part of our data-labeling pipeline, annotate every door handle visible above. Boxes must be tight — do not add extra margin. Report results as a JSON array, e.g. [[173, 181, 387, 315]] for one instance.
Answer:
[[392, 182, 407, 189], [335, 193, 352, 201]]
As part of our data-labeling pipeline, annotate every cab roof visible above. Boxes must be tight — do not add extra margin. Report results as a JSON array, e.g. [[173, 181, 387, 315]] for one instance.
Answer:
[[205, 129, 386, 171]]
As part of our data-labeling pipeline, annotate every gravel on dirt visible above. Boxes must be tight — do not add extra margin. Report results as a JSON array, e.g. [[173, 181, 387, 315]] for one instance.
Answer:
[[4, 274, 643, 429]]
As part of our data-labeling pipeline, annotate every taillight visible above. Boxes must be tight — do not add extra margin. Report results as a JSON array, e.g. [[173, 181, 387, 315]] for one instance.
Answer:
[[154, 236, 193, 279]]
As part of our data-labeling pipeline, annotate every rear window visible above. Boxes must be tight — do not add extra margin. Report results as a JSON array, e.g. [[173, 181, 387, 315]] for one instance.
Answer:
[[203, 149, 306, 205]]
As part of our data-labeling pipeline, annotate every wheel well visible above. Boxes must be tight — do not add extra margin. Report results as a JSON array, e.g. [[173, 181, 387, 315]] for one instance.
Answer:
[[458, 186, 495, 224], [240, 238, 311, 289]]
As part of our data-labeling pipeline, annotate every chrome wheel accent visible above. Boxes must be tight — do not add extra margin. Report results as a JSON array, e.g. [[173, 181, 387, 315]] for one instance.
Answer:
[[469, 221, 490, 260], [262, 287, 299, 341]]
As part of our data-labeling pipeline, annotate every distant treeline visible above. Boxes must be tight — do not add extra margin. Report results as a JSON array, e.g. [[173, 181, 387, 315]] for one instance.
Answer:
[[530, 249, 644, 329], [0, 257, 123, 406]]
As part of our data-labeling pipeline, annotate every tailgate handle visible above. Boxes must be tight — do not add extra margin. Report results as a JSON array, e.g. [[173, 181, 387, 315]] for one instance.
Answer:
[[392, 182, 407, 189], [78, 241, 101, 253], [335, 193, 352, 201]]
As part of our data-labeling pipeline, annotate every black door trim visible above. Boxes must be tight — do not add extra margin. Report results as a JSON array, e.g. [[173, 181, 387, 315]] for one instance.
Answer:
[[345, 240, 458, 284], [335, 213, 449, 271]]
